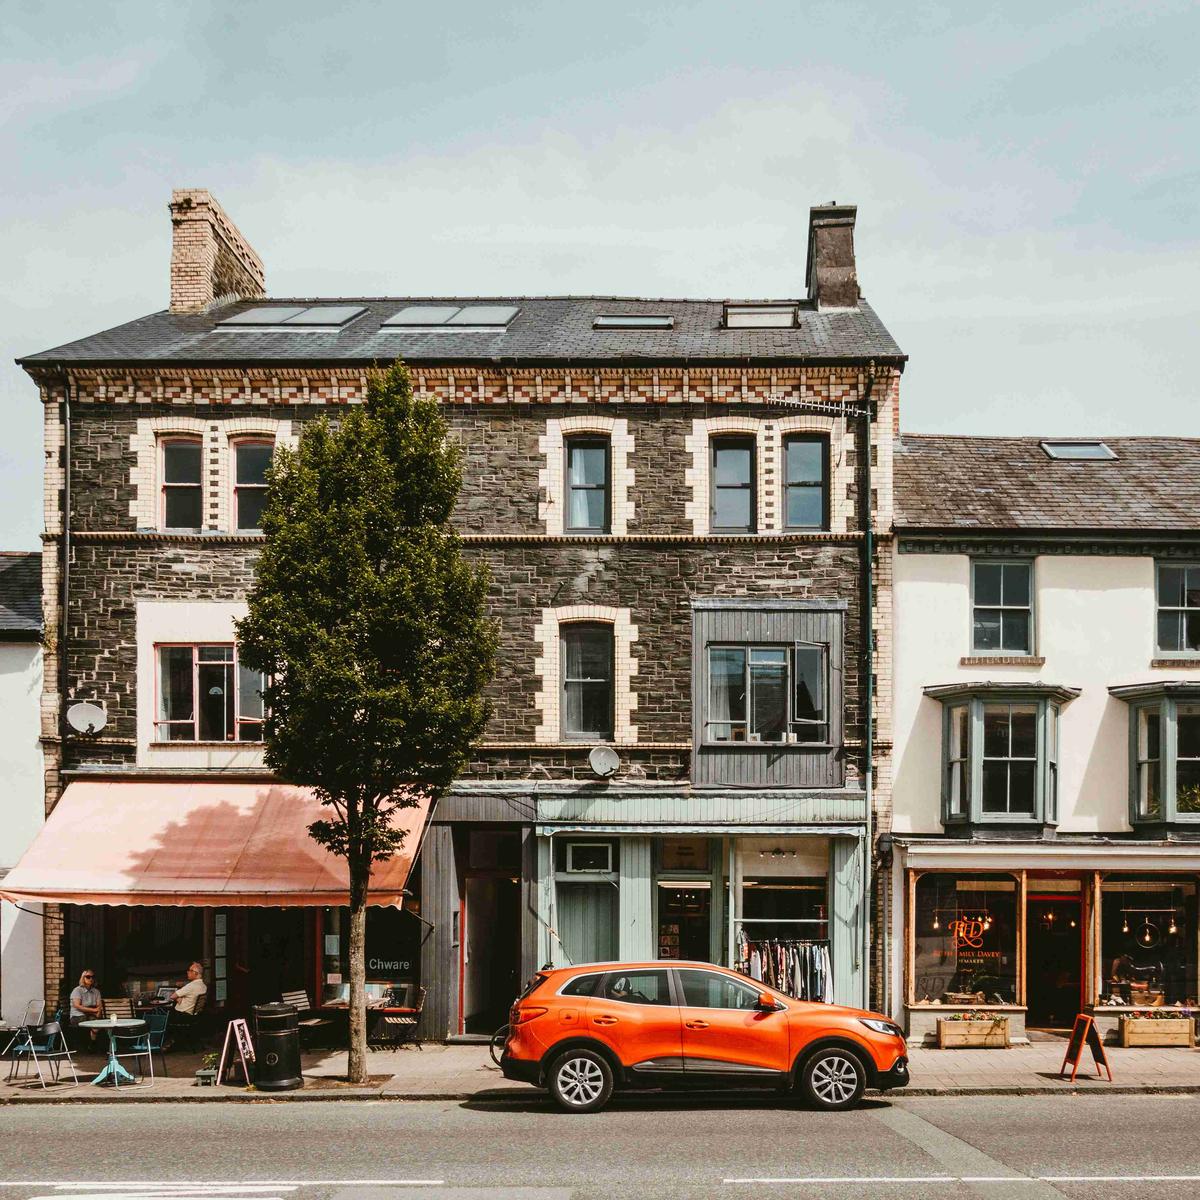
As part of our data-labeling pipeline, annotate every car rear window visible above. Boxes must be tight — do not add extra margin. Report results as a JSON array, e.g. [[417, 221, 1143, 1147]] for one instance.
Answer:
[[560, 973, 602, 997], [519, 973, 550, 999]]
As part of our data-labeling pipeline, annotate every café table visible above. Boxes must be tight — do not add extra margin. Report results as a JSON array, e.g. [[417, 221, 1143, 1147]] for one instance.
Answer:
[[77, 1017, 146, 1086]]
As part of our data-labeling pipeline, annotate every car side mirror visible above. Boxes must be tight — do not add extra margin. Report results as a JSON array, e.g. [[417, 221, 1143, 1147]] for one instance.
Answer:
[[756, 993, 780, 1012]]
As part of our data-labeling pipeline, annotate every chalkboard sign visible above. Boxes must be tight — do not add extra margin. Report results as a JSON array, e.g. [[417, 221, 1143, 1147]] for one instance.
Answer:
[[1059, 1014, 1112, 1082], [218, 1018, 255, 1086]]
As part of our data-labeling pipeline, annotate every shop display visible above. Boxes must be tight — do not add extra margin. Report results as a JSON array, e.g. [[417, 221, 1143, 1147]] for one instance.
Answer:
[[1099, 878, 1198, 1008], [734, 931, 831, 1001]]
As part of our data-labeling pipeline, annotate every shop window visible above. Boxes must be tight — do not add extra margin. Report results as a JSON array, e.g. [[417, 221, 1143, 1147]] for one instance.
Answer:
[[233, 439, 273, 531], [971, 560, 1033, 655], [560, 623, 614, 740], [912, 873, 1019, 1006], [1112, 685, 1200, 826], [320, 906, 420, 1005], [155, 643, 266, 742], [566, 842, 613, 873], [929, 685, 1074, 829], [705, 643, 827, 744], [710, 435, 756, 533], [564, 436, 610, 533], [740, 877, 828, 941], [678, 969, 761, 1010], [1156, 564, 1200, 654], [1099, 877, 1198, 1006], [783, 434, 828, 530], [598, 969, 671, 1006], [160, 437, 203, 530]]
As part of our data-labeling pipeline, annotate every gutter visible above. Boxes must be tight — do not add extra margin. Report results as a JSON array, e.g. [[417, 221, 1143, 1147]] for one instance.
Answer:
[[861, 360, 877, 1012], [59, 373, 71, 743]]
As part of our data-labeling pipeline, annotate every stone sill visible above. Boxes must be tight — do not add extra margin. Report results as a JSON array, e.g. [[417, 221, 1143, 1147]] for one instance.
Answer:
[[1150, 658, 1200, 668], [959, 656, 1046, 667]]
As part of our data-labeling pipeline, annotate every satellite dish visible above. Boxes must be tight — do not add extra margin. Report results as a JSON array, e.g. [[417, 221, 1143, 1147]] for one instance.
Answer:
[[66, 701, 108, 735], [588, 745, 620, 779]]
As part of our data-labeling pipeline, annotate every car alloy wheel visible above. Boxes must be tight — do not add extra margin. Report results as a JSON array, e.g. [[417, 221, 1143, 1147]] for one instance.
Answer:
[[804, 1050, 864, 1110], [548, 1048, 614, 1113]]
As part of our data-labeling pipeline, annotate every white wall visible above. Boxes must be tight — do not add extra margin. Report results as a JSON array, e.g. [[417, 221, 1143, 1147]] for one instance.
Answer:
[[0, 640, 44, 1023], [892, 551, 1200, 835]]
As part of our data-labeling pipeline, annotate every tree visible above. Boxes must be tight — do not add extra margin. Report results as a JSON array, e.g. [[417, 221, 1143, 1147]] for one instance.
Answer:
[[237, 362, 496, 1082]]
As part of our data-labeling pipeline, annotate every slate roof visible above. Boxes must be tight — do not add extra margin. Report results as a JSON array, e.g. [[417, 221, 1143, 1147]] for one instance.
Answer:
[[18, 296, 904, 368], [0, 553, 42, 636], [896, 435, 1200, 533]]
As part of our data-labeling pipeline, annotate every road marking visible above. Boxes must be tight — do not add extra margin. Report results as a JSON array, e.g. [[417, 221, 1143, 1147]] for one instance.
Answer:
[[0, 1187, 444, 1191], [724, 1176, 1200, 1185]]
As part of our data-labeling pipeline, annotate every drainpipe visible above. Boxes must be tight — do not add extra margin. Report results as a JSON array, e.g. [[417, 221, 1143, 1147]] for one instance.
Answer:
[[59, 377, 72, 744], [860, 361, 877, 1011]]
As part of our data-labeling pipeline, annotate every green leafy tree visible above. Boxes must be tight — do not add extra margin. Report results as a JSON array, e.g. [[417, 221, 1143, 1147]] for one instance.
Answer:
[[237, 362, 496, 1082]]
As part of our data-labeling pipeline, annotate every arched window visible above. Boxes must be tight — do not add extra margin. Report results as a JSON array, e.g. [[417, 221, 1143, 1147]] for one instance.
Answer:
[[233, 439, 274, 531], [710, 435, 756, 533], [564, 435, 611, 533], [560, 623, 614, 740], [160, 437, 203, 530]]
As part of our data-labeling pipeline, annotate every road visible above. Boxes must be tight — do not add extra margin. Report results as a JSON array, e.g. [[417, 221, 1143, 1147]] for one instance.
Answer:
[[2, 1094, 1200, 1199]]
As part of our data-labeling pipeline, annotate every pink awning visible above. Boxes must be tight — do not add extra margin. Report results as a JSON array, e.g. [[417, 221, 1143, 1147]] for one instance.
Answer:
[[0, 781, 430, 907]]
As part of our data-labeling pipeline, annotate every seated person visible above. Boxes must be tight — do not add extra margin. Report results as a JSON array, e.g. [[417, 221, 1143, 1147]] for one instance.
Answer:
[[69, 969, 104, 1041], [169, 962, 208, 1025]]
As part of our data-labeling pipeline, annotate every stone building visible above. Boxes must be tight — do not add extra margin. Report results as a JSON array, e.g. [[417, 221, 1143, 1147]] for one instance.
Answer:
[[9, 190, 904, 1037], [890, 435, 1200, 1044]]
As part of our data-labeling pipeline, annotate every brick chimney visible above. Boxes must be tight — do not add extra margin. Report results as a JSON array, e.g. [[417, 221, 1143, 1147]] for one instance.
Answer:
[[805, 203, 859, 309], [168, 189, 265, 314]]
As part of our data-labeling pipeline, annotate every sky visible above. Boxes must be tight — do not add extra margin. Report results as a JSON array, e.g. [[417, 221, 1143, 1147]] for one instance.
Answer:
[[2, 0, 1197, 549]]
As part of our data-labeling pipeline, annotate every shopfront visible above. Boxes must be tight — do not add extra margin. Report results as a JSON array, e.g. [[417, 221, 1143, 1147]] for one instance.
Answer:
[[896, 842, 1200, 1042]]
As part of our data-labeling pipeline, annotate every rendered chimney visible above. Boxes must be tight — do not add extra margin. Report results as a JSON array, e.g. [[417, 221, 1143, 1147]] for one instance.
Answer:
[[168, 189, 265, 314], [805, 203, 859, 309]]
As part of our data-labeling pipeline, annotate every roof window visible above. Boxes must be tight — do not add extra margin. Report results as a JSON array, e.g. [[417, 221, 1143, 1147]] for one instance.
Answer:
[[217, 305, 365, 329], [724, 304, 797, 328], [382, 305, 518, 329], [1040, 440, 1117, 461], [593, 315, 674, 329]]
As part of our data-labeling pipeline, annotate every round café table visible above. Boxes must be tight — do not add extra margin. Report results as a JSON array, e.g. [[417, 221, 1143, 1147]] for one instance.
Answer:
[[77, 1017, 146, 1086]]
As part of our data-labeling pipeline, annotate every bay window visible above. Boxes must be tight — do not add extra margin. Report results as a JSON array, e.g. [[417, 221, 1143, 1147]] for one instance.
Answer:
[[928, 683, 1077, 829], [156, 643, 266, 742], [1113, 683, 1200, 826]]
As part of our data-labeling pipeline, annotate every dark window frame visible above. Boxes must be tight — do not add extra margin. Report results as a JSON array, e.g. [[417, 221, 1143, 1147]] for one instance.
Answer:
[[709, 435, 757, 534], [564, 435, 611, 534], [782, 433, 830, 531], [560, 621, 615, 741]]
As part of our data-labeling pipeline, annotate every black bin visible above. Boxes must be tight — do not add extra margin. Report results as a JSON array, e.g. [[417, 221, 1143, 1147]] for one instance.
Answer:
[[253, 1003, 302, 1091]]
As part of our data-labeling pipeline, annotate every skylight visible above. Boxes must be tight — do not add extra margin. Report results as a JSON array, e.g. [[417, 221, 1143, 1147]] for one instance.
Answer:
[[592, 315, 674, 329], [382, 305, 518, 329], [1040, 440, 1117, 461], [724, 304, 796, 328], [217, 305, 365, 329]]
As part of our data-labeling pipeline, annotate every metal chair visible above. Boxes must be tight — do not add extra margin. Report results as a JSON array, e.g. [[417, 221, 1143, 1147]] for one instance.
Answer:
[[11, 1021, 79, 1088], [113, 1010, 170, 1085], [2, 1000, 44, 1057]]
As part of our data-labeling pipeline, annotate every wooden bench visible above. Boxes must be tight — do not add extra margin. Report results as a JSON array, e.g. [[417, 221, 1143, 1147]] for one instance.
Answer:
[[280, 990, 336, 1046]]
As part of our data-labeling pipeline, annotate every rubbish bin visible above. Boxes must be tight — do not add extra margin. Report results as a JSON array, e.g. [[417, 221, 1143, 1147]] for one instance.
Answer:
[[253, 1003, 302, 1091]]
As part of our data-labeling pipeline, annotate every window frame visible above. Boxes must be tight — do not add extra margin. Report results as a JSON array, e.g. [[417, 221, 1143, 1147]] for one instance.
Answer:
[[709, 434, 757, 534], [159, 436, 204, 531], [970, 558, 1035, 656], [702, 640, 830, 747], [781, 433, 830, 531], [153, 641, 267, 744], [563, 435, 612, 535], [676, 968, 765, 1011], [232, 437, 274, 532], [559, 621, 615, 742], [1123, 693, 1200, 826], [1155, 562, 1200, 658], [938, 692, 1061, 827]]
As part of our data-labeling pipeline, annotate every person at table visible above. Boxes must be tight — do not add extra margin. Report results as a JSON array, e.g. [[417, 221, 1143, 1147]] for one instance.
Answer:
[[170, 962, 208, 1019], [69, 969, 104, 1041]]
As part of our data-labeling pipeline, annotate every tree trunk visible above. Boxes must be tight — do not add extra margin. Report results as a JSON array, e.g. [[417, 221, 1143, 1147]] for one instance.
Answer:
[[346, 899, 368, 1084]]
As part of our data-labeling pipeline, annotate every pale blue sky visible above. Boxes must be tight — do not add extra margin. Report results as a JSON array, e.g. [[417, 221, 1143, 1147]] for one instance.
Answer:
[[3, 1, 1197, 548]]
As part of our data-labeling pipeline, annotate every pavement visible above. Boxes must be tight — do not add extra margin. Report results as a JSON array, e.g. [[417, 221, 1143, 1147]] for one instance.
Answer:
[[4, 1038, 1200, 1102], [4, 1093, 1200, 1198]]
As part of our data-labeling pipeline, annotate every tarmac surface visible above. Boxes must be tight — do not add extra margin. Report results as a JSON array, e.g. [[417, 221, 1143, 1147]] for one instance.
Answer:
[[2, 1093, 1200, 1199]]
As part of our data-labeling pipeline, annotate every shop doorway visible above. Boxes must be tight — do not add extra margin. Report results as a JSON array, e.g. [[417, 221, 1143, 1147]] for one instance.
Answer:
[[460, 828, 522, 1035], [1025, 894, 1083, 1028], [247, 909, 308, 1006], [657, 883, 712, 961]]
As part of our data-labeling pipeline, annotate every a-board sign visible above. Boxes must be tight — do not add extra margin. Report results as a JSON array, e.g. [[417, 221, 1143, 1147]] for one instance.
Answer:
[[1059, 1014, 1112, 1082], [218, 1018, 255, 1086]]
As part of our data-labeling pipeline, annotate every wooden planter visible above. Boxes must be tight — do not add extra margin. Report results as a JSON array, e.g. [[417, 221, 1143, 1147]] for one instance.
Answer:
[[937, 1018, 1011, 1049], [1119, 1016, 1195, 1047]]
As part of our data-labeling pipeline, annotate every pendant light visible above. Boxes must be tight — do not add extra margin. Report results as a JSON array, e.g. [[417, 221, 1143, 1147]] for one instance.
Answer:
[[1122, 914, 1130, 934]]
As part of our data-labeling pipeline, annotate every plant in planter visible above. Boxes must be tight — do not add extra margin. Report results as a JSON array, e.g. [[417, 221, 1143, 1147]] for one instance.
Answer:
[[937, 1010, 1011, 1049], [1119, 1007, 1197, 1047], [195, 1051, 220, 1086]]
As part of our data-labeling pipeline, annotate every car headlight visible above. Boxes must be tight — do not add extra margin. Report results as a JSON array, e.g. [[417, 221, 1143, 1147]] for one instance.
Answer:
[[859, 1018, 904, 1038]]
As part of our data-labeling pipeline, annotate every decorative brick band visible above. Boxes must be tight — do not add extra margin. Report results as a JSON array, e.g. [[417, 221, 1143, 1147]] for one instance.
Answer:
[[959, 656, 1047, 667]]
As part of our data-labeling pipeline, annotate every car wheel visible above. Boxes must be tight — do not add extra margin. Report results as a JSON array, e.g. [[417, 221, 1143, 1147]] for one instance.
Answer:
[[799, 1047, 866, 1111], [548, 1048, 614, 1113]]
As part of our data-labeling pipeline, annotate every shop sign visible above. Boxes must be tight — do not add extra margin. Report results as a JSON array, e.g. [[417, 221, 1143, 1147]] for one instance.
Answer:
[[949, 917, 986, 949], [368, 956, 412, 973]]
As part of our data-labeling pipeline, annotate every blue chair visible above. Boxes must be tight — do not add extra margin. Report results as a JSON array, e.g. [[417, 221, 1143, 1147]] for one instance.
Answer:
[[114, 1010, 170, 1084], [9, 1021, 79, 1088]]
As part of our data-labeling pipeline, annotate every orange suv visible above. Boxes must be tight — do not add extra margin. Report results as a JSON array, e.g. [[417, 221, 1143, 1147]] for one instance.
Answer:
[[500, 960, 908, 1112]]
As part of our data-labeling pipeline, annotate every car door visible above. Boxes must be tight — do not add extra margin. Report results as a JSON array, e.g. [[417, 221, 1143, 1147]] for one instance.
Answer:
[[585, 968, 683, 1074], [676, 967, 791, 1076]]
